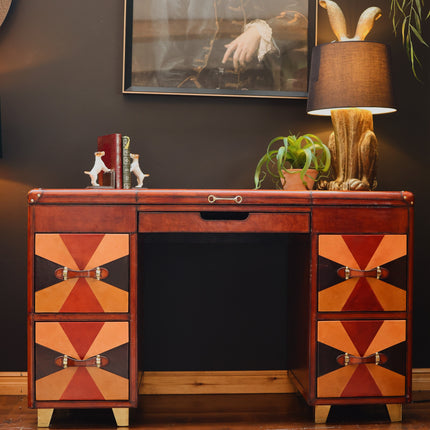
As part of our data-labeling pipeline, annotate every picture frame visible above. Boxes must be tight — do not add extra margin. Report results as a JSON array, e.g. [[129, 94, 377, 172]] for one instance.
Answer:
[[123, 0, 317, 99]]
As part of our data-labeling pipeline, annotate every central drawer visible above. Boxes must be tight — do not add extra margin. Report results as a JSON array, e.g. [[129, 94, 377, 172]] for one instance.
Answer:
[[138, 211, 310, 233]]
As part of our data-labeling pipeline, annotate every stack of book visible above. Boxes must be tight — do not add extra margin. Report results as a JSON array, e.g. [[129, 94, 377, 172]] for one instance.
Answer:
[[97, 133, 132, 189]]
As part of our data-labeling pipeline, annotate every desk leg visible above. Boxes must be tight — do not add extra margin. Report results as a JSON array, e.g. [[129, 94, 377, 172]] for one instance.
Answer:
[[112, 408, 129, 427], [386, 404, 402, 422], [37, 409, 54, 427], [314, 405, 331, 423]]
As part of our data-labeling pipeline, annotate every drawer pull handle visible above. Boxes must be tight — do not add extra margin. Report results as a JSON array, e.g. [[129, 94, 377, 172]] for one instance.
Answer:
[[338, 266, 388, 280], [56, 354, 108, 369], [336, 352, 387, 366], [55, 267, 108, 281], [208, 195, 243, 204]]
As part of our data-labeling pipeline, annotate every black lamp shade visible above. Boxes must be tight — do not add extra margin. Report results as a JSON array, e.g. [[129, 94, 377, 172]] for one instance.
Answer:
[[307, 41, 396, 116]]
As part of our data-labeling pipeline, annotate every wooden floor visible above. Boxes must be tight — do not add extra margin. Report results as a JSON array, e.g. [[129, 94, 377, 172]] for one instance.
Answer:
[[2, 393, 430, 429]]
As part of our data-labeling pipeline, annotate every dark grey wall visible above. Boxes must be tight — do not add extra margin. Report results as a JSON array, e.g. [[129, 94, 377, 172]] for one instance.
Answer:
[[0, 0, 428, 371]]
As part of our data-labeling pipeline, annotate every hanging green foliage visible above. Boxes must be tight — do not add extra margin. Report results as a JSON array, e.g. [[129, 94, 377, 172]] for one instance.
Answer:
[[390, 0, 430, 80]]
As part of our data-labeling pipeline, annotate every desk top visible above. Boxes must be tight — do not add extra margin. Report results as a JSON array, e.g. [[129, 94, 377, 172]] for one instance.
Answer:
[[28, 189, 414, 207]]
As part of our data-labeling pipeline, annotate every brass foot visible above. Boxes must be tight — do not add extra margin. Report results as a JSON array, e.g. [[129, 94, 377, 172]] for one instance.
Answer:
[[314, 405, 331, 423], [112, 408, 129, 427], [37, 408, 54, 427], [386, 404, 402, 422]]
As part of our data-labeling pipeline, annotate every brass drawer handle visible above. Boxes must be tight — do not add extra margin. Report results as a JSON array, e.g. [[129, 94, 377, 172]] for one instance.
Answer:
[[56, 354, 109, 369], [55, 267, 108, 281], [208, 195, 243, 204], [336, 352, 387, 366], [338, 266, 388, 280]]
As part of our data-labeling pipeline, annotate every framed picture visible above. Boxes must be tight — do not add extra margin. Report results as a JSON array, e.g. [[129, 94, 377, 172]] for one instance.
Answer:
[[123, 0, 317, 98]]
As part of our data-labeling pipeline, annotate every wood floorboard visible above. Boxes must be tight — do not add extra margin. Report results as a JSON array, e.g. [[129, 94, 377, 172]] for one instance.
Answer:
[[2, 394, 430, 429]]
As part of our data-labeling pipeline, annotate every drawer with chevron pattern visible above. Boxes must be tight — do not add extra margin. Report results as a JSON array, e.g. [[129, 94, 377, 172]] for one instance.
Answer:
[[33, 234, 130, 313]]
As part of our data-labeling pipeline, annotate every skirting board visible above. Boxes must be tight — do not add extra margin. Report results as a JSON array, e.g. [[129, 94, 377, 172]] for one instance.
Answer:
[[0, 372, 27, 395], [139, 370, 293, 395], [3, 369, 430, 396]]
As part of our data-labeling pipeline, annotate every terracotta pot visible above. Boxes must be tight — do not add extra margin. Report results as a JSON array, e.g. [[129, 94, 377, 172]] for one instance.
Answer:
[[281, 169, 318, 191]]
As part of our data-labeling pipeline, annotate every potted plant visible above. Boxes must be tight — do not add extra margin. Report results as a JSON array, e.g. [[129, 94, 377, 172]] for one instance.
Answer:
[[254, 133, 331, 190]]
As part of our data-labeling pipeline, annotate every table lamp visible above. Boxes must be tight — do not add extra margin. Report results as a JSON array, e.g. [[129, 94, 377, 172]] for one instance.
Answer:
[[307, 1, 396, 191]]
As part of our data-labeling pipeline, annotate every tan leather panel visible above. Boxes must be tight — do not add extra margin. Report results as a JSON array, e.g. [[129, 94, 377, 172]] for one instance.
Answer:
[[365, 235, 407, 270], [36, 368, 77, 400], [317, 321, 360, 356], [318, 235, 359, 268], [364, 320, 406, 356], [318, 279, 358, 311], [87, 279, 128, 313], [85, 322, 129, 359], [85, 234, 129, 270], [317, 365, 357, 398], [36, 322, 79, 359], [35, 234, 78, 270], [86, 367, 129, 400], [367, 278, 406, 311], [35, 280, 77, 313], [365, 364, 405, 396]]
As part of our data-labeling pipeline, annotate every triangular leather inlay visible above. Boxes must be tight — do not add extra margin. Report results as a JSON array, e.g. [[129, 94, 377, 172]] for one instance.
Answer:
[[342, 235, 384, 270], [60, 234, 105, 270], [60, 367, 104, 400], [342, 278, 384, 312], [341, 365, 383, 397], [59, 278, 104, 313], [341, 320, 383, 356], [60, 321, 104, 360]]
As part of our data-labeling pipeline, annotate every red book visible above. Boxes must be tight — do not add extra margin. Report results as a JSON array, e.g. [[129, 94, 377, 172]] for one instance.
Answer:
[[97, 133, 123, 188]]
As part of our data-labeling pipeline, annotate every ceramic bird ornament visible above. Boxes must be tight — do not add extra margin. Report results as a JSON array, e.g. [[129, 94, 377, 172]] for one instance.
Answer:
[[320, 0, 382, 41]]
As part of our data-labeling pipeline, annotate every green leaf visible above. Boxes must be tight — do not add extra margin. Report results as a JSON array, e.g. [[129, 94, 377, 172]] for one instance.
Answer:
[[401, 17, 408, 44], [254, 154, 267, 189], [299, 148, 313, 187], [276, 146, 286, 177], [410, 24, 429, 46], [318, 144, 332, 173]]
